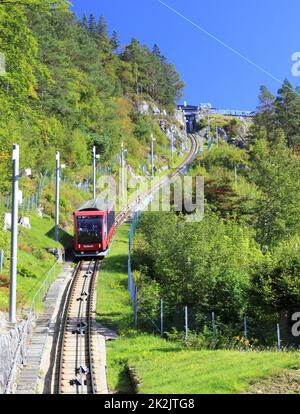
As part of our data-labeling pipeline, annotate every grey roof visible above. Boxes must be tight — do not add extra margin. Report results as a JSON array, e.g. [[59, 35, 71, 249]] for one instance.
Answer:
[[77, 197, 114, 212]]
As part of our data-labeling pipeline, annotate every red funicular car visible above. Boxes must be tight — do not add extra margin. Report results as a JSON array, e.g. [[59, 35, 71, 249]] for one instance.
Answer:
[[73, 198, 115, 258]]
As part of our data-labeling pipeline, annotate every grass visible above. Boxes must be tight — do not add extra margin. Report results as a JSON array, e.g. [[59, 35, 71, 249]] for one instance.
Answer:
[[0, 211, 66, 312], [96, 225, 300, 394], [0, 180, 89, 313]]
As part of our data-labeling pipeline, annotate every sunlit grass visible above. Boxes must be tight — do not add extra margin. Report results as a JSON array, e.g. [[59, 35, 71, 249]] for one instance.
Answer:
[[96, 226, 300, 394], [0, 211, 65, 312]]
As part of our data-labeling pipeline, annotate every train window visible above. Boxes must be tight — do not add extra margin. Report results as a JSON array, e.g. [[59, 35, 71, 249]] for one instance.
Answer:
[[77, 216, 102, 244], [108, 209, 115, 232]]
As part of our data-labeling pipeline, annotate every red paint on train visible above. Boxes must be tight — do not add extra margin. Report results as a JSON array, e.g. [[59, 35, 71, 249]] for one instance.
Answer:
[[73, 198, 115, 258]]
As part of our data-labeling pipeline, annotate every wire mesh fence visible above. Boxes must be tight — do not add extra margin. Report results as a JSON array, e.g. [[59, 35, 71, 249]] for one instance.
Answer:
[[127, 212, 299, 350], [128, 211, 141, 326], [1, 258, 61, 394], [0, 170, 48, 213]]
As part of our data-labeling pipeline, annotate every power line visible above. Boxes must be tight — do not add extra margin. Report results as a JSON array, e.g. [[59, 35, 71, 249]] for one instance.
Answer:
[[156, 0, 300, 96]]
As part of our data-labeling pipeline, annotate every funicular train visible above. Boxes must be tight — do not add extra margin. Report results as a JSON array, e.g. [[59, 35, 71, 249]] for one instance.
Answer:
[[73, 198, 115, 258]]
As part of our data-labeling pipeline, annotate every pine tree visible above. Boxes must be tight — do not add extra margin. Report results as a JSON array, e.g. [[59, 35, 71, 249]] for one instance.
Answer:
[[152, 43, 161, 58], [275, 79, 300, 150], [111, 30, 120, 52], [253, 85, 276, 142], [82, 13, 88, 29], [98, 15, 108, 39], [88, 13, 97, 33]]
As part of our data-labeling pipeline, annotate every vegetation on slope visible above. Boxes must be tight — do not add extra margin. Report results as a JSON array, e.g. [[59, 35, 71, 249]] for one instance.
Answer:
[[132, 82, 300, 347], [0, 182, 89, 312], [97, 226, 300, 394], [0, 1, 185, 310], [0, 0, 184, 194]]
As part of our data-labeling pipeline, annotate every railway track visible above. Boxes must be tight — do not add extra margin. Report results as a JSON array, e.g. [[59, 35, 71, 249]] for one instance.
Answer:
[[115, 133, 199, 225], [56, 260, 100, 394], [55, 134, 198, 394]]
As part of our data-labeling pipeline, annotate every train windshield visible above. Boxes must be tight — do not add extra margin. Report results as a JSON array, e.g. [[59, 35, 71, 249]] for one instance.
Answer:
[[77, 216, 102, 244]]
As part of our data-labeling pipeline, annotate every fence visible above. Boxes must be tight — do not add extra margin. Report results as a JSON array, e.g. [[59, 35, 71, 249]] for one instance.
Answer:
[[25, 260, 60, 316], [0, 170, 48, 213], [127, 211, 293, 350], [2, 259, 60, 393], [128, 211, 141, 326]]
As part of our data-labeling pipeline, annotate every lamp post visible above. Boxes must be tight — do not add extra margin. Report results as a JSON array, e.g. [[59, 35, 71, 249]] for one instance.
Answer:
[[92, 146, 100, 200], [215, 122, 219, 147], [151, 133, 156, 178], [207, 117, 211, 138], [120, 142, 127, 200], [9, 144, 19, 324], [55, 152, 66, 243], [185, 118, 188, 149], [55, 152, 60, 243], [9, 145, 31, 324]]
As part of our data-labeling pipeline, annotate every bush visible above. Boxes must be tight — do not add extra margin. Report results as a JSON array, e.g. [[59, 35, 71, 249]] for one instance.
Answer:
[[18, 266, 37, 279]]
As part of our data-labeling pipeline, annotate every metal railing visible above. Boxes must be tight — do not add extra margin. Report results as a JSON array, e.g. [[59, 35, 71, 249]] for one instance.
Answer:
[[27, 259, 60, 317], [4, 258, 61, 394]]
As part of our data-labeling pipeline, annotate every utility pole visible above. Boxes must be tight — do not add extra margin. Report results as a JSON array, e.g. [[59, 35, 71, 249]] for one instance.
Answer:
[[151, 133, 155, 178], [215, 122, 219, 147], [207, 117, 211, 137], [93, 146, 96, 200], [92, 146, 100, 200], [121, 142, 124, 200], [55, 152, 60, 243], [120, 142, 127, 200], [9, 144, 19, 324], [185, 118, 188, 149]]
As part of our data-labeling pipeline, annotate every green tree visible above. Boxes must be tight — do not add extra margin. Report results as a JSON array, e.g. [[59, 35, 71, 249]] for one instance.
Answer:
[[111, 30, 120, 52], [274, 79, 300, 150], [250, 136, 300, 248]]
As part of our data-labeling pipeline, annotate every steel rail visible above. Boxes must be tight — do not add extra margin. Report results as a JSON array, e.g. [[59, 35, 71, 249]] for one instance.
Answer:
[[56, 260, 99, 394], [115, 134, 199, 226], [56, 135, 198, 395], [56, 261, 82, 394]]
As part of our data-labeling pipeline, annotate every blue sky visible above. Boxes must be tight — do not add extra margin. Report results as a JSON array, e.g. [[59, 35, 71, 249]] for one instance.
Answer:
[[70, 0, 300, 110]]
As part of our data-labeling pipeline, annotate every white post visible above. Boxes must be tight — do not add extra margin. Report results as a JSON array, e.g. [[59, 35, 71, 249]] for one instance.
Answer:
[[185, 118, 188, 149], [55, 152, 60, 243], [151, 133, 154, 178], [93, 146, 96, 200], [234, 165, 238, 184], [121, 142, 124, 200], [185, 306, 188, 344], [207, 117, 211, 137], [277, 323, 281, 352], [9, 144, 19, 324], [161, 299, 164, 338]]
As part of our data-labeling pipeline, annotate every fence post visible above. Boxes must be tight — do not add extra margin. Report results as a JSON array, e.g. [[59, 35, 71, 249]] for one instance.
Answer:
[[277, 323, 281, 352], [244, 317, 248, 339], [160, 299, 164, 338], [185, 306, 188, 345], [212, 312, 216, 350]]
